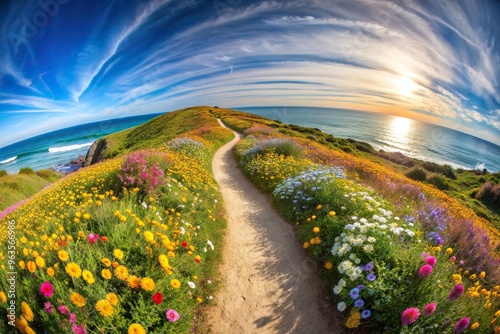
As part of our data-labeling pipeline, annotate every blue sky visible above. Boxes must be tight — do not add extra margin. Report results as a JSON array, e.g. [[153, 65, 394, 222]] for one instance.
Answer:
[[0, 0, 499, 147]]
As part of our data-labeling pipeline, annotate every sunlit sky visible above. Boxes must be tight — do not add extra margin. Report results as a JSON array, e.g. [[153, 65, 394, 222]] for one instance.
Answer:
[[1, 0, 499, 148]]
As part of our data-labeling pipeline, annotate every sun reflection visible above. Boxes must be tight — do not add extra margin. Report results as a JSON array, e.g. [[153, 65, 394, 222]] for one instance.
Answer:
[[385, 116, 414, 152]]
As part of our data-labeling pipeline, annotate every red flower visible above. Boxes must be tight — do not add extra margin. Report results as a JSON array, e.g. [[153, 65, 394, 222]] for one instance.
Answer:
[[152, 292, 163, 305], [100, 236, 108, 242], [181, 241, 188, 248]]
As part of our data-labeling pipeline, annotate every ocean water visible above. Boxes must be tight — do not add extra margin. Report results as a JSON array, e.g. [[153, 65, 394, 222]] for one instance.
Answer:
[[0, 113, 162, 174], [238, 107, 500, 172]]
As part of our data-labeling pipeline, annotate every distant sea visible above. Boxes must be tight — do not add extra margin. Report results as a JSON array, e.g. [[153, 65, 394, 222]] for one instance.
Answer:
[[0, 113, 162, 174], [238, 107, 500, 173], [1, 107, 499, 174]]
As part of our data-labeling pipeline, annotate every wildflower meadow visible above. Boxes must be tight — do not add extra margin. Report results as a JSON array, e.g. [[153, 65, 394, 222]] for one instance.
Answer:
[[231, 119, 500, 333], [0, 114, 233, 333]]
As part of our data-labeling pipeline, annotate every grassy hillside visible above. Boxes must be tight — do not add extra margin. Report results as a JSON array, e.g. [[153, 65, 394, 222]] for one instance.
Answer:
[[0, 168, 61, 211], [0, 107, 234, 333], [211, 108, 500, 230], [102, 106, 232, 159]]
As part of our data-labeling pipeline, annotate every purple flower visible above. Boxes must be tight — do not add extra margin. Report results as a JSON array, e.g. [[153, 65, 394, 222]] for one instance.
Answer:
[[422, 302, 436, 316], [349, 287, 360, 299], [363, 262, 374, 271], [354, 299, 365, 307], [454, 317, 469, 333], [361, 309, 371, 319], [366, 273, 376, 281], [449, 284, 464, 301], [357, 284, 365, 290]]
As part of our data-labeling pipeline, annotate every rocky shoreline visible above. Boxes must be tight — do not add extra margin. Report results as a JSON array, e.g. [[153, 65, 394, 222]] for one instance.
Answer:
[[51, 155, 86, 174]]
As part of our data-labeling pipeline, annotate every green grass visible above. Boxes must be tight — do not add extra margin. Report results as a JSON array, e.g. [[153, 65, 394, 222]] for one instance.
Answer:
[[0, 169, 61, 210], [103, 106, 228, 158]]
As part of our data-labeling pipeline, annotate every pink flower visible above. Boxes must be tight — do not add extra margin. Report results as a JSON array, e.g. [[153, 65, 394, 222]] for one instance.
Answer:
[[425, 256, 436, 267], [450, 256, 456, 263], [421, 252, 430, 260], [58, 305, 70, 315], [449, 284, 464, 301], [72, 324, 87, 334], [44, 301, 53, 314], [166, 309, 180, 322], [87, 233, 99, 244], [401, 307, 420, 325], [418, 264, 433, 278], [69, 312, 77, 324], [422, 302, 436, 316], [454, 317, 469, 333], [39, 281, 54, 298]]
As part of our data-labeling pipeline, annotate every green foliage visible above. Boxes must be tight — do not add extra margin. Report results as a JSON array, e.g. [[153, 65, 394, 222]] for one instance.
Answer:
[[405, 167, 427, 181], [19, 167, 35, 174], [422, 162, 457, 179], [427, 175, 450, 190], [35, 169, 62, 182]]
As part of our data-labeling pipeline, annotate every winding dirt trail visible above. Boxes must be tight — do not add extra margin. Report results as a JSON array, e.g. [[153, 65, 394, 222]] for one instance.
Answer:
[[205, 119, 343, 334]]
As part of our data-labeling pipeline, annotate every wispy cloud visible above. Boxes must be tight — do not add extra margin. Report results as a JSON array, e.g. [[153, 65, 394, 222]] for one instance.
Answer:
[[0, 0, 498, 147]]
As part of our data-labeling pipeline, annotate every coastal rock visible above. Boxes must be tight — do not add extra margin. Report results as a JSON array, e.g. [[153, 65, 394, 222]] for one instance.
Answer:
[[84, 139, 108, 167]]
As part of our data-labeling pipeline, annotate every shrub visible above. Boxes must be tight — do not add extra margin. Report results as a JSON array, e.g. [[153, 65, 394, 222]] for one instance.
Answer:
[[0, 170, 7, 177], [427, 175, 450, 190], [117, 151, 165, 198], [422, 162, 457, 179], [475, 181, 500, 206], [19, 167, 34, 174], [406, 167, 427, 181]]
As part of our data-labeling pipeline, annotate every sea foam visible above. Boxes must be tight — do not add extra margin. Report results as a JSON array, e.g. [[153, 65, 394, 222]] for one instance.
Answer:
[[48, 142, 93, 153], [0, 156, 17, 164]]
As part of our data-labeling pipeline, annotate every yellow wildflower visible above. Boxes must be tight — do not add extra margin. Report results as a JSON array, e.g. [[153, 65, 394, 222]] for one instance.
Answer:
[[113, 249, 124, 260], [35, 256, 45, 268], [102, 269, 112, 280], [128, 323, 146, 334], [65, 262, 82, 278], [106, 293, 119, 306], [70, 292, 86, 307], [171, 279, 181, 289], [141, 277, 155, 291], [58, 250, 69, 262], [95, 299, 114, 317], [21, 302, 34, 321], [82, 270, 95, 284]]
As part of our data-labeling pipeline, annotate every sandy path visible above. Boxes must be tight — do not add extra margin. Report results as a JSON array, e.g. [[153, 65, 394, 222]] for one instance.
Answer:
[[205, 119, 343, 334]]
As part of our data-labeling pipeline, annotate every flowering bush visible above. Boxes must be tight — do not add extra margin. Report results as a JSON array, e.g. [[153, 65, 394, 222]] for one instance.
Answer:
[[117, 151, 165, 197]]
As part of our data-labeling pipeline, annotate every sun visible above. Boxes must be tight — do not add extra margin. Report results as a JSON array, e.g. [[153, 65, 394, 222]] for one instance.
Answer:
[[395, 76, 418, 97]]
